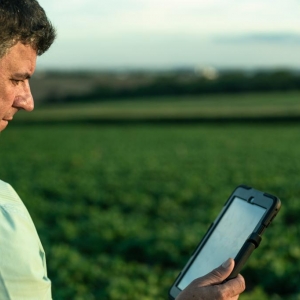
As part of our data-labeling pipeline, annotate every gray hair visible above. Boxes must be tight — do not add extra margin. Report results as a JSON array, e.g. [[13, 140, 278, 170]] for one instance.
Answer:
[[0, 0, 56, 57]]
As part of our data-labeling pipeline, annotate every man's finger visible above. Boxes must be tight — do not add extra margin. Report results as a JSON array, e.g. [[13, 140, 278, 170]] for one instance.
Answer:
[[177, 274, 245, 300], [218, 274, 246, 297], [195, 258, 235, 287]]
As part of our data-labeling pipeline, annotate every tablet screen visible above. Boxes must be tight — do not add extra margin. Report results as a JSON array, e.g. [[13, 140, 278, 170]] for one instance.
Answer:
[[178, 197, 266, 290]]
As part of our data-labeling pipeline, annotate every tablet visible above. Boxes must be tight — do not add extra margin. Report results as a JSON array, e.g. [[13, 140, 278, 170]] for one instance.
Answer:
[[169, 185, 281, 299]]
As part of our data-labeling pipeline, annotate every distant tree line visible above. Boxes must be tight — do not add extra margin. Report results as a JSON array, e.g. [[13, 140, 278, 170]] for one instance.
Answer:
[[44, 69, 300, 103]]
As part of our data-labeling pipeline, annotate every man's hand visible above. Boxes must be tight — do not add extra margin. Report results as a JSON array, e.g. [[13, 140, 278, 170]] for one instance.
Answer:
[[176, 258, 245, 300]]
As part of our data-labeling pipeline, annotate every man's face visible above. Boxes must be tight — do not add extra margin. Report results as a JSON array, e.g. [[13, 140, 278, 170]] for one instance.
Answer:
[[0, 42, 37, 131]]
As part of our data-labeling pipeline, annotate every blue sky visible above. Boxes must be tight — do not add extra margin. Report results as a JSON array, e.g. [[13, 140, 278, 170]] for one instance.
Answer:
[[37, 0, 300, 70]]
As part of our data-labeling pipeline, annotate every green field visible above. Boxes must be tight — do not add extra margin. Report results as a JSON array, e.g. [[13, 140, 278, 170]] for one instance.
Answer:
[[16, 91, 300, 122], [1, 92, 300, 299]]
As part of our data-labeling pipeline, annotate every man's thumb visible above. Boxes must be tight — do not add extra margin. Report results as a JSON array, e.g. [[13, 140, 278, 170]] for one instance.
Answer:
[[196, 258, 235, 287]]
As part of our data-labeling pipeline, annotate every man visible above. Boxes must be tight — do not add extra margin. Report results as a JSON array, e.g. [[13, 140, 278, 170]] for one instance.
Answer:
[[0, 1, 56, 299], [0, 0, 245, 299]]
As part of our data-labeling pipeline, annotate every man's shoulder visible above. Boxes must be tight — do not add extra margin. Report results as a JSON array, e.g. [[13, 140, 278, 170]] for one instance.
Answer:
[[0, 179, 26, 211], [0, 179, 18, 197], [0, 179, 38, 232], [0, 179, 34, 231], [0, 179, 11, 189], [0, 179, 47, 251], [0, 180, 52, 299]]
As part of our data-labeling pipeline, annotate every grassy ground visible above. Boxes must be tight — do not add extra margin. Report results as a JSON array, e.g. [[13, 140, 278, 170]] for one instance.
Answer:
[[15, 91, 300, 122], [0, 121, 300, 299]]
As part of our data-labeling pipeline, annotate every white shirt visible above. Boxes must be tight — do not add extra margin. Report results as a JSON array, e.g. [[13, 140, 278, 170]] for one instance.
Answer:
[[0, 180, 52, 299]]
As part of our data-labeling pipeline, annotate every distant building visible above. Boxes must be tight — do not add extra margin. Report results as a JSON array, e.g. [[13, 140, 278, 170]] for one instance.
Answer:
[[195, 66, 219, 80]]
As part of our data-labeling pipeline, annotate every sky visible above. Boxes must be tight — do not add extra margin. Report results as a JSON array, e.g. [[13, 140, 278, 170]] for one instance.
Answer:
[[37, 0, 300, 71]]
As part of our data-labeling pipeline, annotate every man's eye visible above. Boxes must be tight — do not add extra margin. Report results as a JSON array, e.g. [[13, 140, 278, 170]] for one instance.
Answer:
[[11, 79, 21, 85]]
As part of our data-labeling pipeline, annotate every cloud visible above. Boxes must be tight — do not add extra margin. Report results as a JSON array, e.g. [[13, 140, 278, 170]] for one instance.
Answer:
[[214, 33, 300, 44], [39, 0, 300, 39], [36, 0, 300, 69]]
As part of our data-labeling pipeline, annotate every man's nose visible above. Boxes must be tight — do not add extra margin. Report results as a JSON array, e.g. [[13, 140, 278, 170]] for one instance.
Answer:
[[13, 81, 34, 112]]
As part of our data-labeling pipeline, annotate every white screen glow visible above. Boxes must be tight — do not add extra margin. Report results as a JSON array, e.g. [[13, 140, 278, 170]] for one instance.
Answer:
[[178, 197, 266, 290]]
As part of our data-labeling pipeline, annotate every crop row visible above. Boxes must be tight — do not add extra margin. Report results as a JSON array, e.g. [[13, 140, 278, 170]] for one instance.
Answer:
[[0, 123, 299, 299]]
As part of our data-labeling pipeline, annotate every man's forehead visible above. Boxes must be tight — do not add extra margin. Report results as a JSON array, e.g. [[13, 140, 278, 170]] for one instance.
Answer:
[[0, 42, 37, 75]]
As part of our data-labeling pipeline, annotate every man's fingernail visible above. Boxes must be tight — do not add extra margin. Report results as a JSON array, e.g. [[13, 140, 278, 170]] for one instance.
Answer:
[[222, 258, 231, 268]]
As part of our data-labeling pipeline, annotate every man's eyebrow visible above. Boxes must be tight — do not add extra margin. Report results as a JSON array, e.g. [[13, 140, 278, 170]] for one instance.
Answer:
[[12, 72, 32, 80]]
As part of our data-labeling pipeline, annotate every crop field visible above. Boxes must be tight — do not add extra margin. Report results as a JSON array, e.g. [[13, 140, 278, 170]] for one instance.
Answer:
[[0, 92, 300, 299], [16, 91, 300, 122]]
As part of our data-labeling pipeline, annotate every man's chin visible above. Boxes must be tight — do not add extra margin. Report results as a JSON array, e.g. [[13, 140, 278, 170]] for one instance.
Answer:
[[0, 120, 8, 131]]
